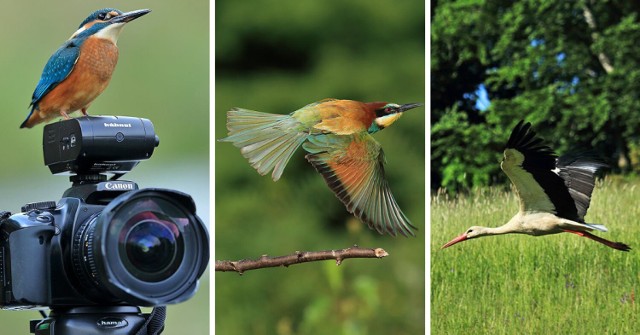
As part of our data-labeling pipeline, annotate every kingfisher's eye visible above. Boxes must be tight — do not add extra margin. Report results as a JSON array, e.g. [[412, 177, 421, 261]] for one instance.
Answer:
[[98, 11, 117, 20]]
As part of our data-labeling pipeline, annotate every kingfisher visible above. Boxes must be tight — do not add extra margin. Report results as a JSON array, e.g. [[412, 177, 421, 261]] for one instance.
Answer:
[[220, 99, 423, 237], [20, 8, 151, 129]]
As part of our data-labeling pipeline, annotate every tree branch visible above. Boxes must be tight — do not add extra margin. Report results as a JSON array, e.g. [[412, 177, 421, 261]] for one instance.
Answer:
[[582, 4, 614, 74], [215, 245, 389, 274]]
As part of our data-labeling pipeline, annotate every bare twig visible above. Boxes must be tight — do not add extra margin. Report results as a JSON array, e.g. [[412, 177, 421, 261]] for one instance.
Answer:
[[215, 245, 389, 274]]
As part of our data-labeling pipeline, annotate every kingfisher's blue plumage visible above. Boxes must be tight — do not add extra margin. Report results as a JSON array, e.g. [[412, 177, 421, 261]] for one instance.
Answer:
[[78, 8, 120, 28], [30, 9, 125, 109], [30, 40, 81, 108], [22, 8, 150, 128]]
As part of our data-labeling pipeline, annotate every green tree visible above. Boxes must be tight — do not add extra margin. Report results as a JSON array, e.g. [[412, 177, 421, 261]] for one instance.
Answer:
[[432, 0, 640, 191]]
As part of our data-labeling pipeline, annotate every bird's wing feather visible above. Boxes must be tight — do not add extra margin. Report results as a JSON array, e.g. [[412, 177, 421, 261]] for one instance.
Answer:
[[556, 152, 608, 220], [303, 133, 416, 237], [501, 121, 580, 220], [31, 39, 82, 107], [219, 108, 308, 181]]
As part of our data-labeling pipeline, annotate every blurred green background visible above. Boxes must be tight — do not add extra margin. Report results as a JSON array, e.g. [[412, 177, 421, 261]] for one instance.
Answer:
[[215, 0, 425, 334], [0, 1, 209, 334]]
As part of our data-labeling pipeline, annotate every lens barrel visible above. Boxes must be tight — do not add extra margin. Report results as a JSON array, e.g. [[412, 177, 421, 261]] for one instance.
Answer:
[[74, 189, 209, 306]]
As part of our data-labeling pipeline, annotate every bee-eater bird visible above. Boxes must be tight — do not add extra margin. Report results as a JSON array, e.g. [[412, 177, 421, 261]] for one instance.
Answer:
[[220, 99, 422, 237], [442, 120, 630, 251], [20, 8, 151, 129]]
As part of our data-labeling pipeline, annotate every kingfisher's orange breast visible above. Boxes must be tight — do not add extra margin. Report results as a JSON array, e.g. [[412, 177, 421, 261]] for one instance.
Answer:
[[312, 100, 375, 135], [34, 37, 119, 120]]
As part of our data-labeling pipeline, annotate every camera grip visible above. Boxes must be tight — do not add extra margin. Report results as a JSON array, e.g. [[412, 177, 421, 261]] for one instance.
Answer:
[[8, 225, 56, 305]]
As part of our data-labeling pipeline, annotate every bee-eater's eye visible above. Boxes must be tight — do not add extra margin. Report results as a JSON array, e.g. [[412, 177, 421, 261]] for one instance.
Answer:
[[384, 107, 393, 114]]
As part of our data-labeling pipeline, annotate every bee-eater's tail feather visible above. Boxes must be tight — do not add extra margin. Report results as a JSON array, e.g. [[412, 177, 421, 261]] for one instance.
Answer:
[[220, 108, 307, 181]]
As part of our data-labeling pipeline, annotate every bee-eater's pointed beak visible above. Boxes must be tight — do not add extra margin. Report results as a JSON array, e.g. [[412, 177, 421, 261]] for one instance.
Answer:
[[399, 103, 423, 113], [111, 9, 151, 24]]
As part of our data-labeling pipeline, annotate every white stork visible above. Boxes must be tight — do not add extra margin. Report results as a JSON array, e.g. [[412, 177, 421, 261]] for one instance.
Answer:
[[442, 120, 630, 251]]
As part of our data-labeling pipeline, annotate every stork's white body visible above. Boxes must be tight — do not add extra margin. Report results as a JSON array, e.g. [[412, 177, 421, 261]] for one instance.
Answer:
[[495, 212, 605, 237]]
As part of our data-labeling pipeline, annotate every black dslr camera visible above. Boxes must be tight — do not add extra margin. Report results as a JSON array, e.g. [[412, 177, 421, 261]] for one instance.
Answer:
[[0, 116, 209, 334]]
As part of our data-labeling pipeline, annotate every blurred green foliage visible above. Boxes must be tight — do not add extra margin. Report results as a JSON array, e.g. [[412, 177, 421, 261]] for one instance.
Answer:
[[215, 0, 425, 334], [0, 1, 209, 333], [432, 0, 640, 191]]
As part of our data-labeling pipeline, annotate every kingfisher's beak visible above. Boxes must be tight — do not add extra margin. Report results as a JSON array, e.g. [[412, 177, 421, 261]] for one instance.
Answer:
[[399, 103, 423, 113], [112, 9, 151, 24], [441, 233, 468, 249]]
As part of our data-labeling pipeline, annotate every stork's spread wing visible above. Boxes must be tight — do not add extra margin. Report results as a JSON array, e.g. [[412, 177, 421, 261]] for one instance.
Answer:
[[501, 121, 581, 221], [302, 133, 416, 237], [556, 153, 608, 221]]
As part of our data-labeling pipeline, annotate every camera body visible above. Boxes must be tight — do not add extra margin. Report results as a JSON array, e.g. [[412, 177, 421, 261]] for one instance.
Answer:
[[0, 116, 209, 310], [1, 182, 133, 308]]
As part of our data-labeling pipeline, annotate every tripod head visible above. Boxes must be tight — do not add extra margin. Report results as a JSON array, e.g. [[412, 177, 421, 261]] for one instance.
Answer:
[[31, 306, 165, 335]]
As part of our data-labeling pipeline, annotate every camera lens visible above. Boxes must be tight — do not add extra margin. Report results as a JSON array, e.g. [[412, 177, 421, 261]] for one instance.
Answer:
[[122, 217, 183, 282], [125, 220, 177, 278], [74, 189, 209, 306]]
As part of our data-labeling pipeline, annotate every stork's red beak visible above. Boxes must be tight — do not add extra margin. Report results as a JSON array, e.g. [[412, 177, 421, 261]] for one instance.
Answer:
[[441, 233, 468, 249]]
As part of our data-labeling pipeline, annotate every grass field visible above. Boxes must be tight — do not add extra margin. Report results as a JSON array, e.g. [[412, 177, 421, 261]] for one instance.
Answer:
[[431, 178, 640, 334]]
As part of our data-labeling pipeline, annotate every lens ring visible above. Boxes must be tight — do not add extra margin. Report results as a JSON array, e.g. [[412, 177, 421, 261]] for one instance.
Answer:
[[72, 213, 108, 295]]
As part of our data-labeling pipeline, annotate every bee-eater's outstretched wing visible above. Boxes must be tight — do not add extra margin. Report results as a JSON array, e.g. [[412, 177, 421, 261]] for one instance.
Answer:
[[303, 133, 416, 237], [30, 39, 81, 108], [219, 108, 308, 181]]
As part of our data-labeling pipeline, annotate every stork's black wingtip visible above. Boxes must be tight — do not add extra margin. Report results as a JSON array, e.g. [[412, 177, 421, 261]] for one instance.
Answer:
[[506, 120, 531, 149], [612, 241, 631, 252]]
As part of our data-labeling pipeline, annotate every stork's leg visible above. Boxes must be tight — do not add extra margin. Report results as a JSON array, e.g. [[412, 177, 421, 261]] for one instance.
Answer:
[[564, 230, 631, 251]]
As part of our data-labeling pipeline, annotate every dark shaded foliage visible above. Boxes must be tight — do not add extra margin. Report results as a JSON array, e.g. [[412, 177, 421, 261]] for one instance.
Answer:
[[432, 0, 640, 191]]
